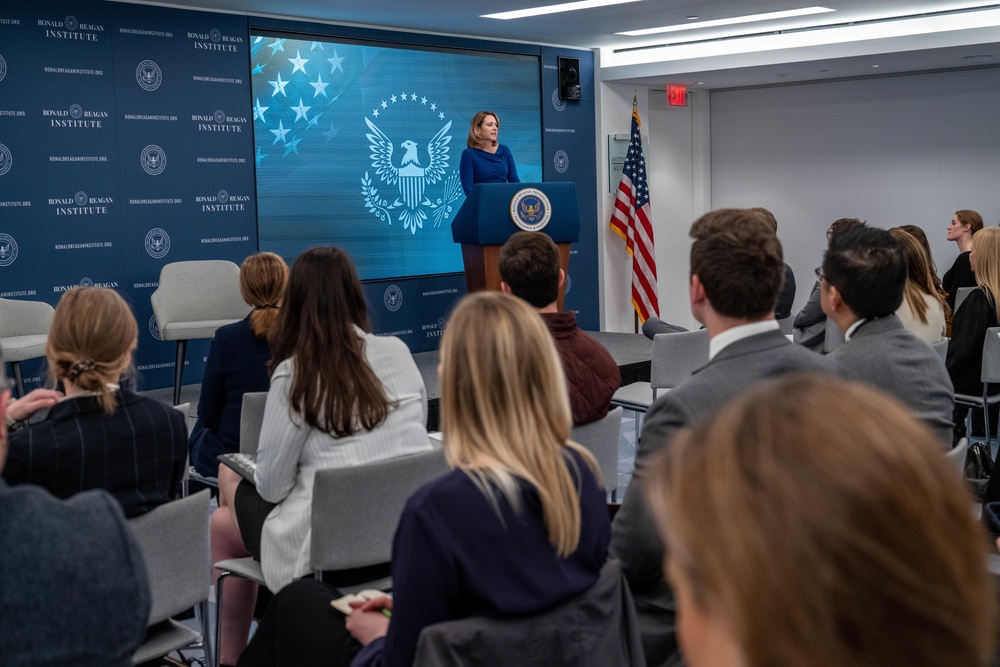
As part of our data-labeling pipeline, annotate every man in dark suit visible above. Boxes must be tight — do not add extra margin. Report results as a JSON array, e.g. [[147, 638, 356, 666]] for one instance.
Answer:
[[610, 208, 835, 667], [821, 225, 954, 445], [0, 354, 151, 665]]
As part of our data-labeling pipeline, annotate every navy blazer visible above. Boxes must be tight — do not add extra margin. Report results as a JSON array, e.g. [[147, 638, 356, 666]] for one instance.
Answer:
[[189, 316, 271, 476], [3, 389, 187, 518]]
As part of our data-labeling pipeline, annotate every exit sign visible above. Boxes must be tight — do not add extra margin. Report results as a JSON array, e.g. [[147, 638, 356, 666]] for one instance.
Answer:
[[668, 84, 688, 107]]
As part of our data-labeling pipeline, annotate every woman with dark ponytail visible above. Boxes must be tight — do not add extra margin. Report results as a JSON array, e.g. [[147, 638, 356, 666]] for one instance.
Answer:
[[189, 252, 289, 477], [2, 287, 187, 517]]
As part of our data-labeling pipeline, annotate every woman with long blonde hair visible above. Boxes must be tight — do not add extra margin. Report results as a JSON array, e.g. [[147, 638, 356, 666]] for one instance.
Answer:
[[646, 374, 995, 667], [889, 228, 949, 342], [237, 292, 611, 667], [2, 287, 187, 517], [947, 226, 1000, 399]]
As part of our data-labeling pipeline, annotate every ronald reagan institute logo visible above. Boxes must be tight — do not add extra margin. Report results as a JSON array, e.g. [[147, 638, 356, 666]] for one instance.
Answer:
[[141, 145, 166, 175], [136, 60, 162, 91], [0, 233, 18, 267], [145, 228, 170, 259]]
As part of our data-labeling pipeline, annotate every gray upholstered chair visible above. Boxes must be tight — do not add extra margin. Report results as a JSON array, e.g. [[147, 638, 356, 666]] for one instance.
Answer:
[[930, 338, 948, 364], [823, 317, 845, 353], [954, 327, 1000, 447], [129, 490, 213, 666], [239, 391, 268, 456], [213, 448, 449, 667], [151, 260, 250, 405], [945, 437, 967, 478], [611, 329, 710, 416], [0, 297, 54, 397], [955, 286, 977, 314], [571, 406, 623, 501]]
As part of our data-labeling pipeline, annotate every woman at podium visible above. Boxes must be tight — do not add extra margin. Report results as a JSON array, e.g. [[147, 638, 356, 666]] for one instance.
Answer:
[[460, 110, 520, 195]]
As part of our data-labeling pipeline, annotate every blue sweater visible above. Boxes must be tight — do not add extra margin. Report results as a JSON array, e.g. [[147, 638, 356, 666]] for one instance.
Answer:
[[352, 448, 610, 667], [459, 145, 519, 195]]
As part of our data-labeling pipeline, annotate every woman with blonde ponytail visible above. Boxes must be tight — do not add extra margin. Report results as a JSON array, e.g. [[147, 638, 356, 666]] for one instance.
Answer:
[[2, 287, 187, 517], [237, 292, 611, 667], [189, 252, 288, 477]]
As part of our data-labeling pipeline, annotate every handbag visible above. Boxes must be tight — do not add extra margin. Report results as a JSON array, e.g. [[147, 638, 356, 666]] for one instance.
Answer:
[[965, 440, 993, 500]]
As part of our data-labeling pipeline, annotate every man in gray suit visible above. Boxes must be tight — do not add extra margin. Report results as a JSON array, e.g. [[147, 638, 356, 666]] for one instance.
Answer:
[[611, 209, 835, 667], [821, 225, 954, 445]]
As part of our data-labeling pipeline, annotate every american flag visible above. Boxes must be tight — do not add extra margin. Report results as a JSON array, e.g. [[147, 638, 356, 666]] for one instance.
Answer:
[[610, 96, 658, 323]]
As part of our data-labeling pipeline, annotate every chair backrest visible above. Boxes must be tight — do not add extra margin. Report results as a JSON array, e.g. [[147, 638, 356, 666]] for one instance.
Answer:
[[240, 391, 268, 455], [128, 490, 211, 625], [311, 448, 450, 571], [823, 318, 845, 353], [981, 327, 1000, 384], [571, 407, 623, 494], [650, 329, 709, 393], [945, 437, 967, 478], [0, 297, 54, 339], [955, 286, 977, 314], [930, 338, 948, 364], [776, 316, 794, 335], [151, 260, 249, 327]]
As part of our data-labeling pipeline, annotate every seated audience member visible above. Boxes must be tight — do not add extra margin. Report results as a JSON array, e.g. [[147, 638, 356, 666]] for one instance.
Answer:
[[943, 209, 983, 311], [889, 228, 949, 343], [644, 374, 996, 667], [947, 226, 1000, 439], [0, 353, 152, 666], [897, 223, 943, 288], [751, 207, 796, 319], [211, 247, 431, 666], [821, 226, 954, 445], [498, 231, 621, 425], [3, 287, 187, 518], [189, 252, 288, 478], [792, 217, 864, 349], [611, 208, 834, 667], [237, 292, 611, 667]]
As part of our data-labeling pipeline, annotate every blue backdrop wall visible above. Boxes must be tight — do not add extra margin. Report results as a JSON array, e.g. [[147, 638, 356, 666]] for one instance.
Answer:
[[0, 0, 597, 392]]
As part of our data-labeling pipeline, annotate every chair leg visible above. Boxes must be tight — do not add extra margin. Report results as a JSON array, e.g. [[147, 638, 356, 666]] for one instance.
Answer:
[[198, 599, 215, 667], [10, 361, 24, 398], [214, 570, 229, 667], [173, 340, 188, 405]]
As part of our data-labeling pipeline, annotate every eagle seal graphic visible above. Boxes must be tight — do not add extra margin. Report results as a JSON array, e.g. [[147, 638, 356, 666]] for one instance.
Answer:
[[364, 117, 452, 234]]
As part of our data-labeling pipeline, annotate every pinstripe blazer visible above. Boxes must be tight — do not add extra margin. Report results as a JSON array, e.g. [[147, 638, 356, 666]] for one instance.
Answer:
[[255, 329, 431, 592], [2, 389, 188, 518]]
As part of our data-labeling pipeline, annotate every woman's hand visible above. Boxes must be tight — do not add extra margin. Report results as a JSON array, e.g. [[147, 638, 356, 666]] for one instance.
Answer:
[[345, 596, 393, 646], [7, 388, 63, 423]]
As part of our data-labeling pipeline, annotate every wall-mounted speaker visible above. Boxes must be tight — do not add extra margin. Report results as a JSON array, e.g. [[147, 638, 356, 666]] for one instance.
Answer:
[[558, 56, 581, 101]]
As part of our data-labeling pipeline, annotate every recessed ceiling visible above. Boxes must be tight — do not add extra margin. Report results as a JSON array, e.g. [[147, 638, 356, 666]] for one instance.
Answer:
[[113, 0, 1000, 88]]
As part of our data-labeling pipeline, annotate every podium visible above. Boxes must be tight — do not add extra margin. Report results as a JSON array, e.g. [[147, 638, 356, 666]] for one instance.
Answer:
[[452, 183, 581, 310]]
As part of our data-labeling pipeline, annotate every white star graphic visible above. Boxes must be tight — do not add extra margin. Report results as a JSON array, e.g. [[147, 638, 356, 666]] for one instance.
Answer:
[[410, 93, 417, 101], [309, 74, 329, 98], [270, 119, 289, 144], [291, 98, 311, 122], [372, 109, 380, 118], [269, 73, 289, 97], [421, 96, 428, 105], [439, 112, 445, 120], [391, 95, 397, 103], [253, 98, 269, 123], [430, 103, 437, 111], [268, 38, 286, 54], [400, 90, 408, 100], [327, 49, 345, 73], [323, 122, 340, 143], [284, 135, 301, 156], [381, 100, 388, 109], [310, 41, 325, 51], [288, 51, 309, 75], [255, 146, 266, 166]]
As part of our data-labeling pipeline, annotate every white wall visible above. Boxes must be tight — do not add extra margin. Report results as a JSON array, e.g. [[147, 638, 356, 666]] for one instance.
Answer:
[[710, 68, 1000, 315], [597, 68, 1000, 330]]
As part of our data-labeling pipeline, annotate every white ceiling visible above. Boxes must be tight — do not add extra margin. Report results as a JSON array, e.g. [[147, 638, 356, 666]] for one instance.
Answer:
[[118, 0, 1000, 88]]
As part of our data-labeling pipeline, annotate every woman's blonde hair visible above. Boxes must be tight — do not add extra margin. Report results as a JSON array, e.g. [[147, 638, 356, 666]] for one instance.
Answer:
[[240, 252, 288, 339], [439, 292, 599, 556], [466, 111, 499, 149], [646, 374, 996, 667], [973, 227, 1000, 325], [889, 228, 950, 325], [47, 287, 138, 414]]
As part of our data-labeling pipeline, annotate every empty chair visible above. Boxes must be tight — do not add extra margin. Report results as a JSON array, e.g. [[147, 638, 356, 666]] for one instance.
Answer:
[[213, 448, 449, 667], [151, 260, 250, 405], [954, 326, 1000, 446], [611, 329, 709, 414], [129, 490, 212, 666], [0, 297, 54, 397], [239, 391, 268, 456], [572, 406, 623, 501]]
